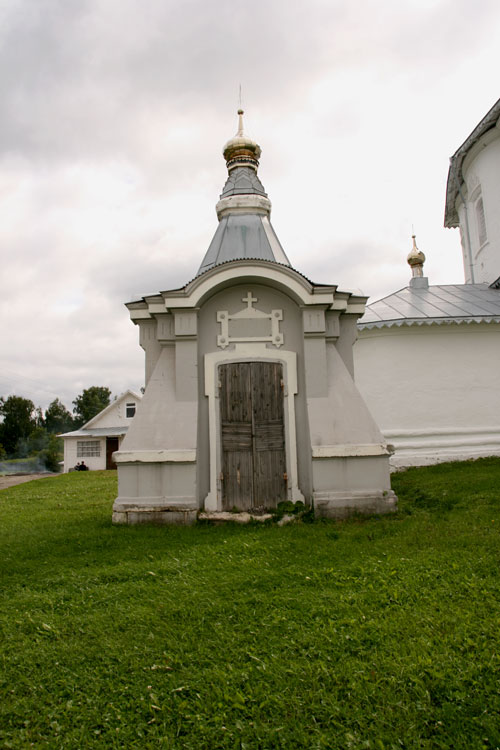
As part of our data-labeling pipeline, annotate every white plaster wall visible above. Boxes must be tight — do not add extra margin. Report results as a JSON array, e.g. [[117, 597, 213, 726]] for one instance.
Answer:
[[90, 395, 141, 429], [460, 131, 500, 285], [354, 322, 500, 466], [63, 438, 106, 472], [119, 347, 197, 453], [196, 282, 312, 502]]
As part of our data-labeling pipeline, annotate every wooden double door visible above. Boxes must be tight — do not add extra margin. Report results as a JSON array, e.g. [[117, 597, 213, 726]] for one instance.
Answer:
[[220, 362, 287, 510]]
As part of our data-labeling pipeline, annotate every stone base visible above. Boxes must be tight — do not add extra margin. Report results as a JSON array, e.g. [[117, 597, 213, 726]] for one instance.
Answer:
[[112, 506, 198, 525], [313, 489, 397, 519], [198, 511, 273, 524]]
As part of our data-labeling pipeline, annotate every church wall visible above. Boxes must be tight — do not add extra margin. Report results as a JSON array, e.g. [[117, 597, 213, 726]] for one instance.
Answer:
[[334, 314, 358, 378], [138, 319, 163, 385], [119, 345, 197, 453], [312, 456, 391, 491], [307, 339, 387, 448], [354, 322, 500, 466], [460, 132, 500, 285], [113, 343, 198, 520], [196, 282, 313, 503]]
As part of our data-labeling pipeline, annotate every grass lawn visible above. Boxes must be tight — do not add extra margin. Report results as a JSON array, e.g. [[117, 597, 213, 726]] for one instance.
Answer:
[[1, 459, 499, 749]]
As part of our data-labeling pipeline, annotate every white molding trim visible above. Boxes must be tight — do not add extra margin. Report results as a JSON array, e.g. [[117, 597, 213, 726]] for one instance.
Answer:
[[166, 265, 335, 309], [204, 343, 304, 511], [312, 444, 390, 458], [383, 426, 500, 466], [113, 450, 196, 463], [216, 291, 283, 349], [216, 194, 271, 219], [383, 426, 500, 438], [389, 437, 500, 451]]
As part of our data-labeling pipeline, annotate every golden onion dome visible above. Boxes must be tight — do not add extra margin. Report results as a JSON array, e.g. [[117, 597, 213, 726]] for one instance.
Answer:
[[407, 235, 426, 268], [222, 109, 261, 170]]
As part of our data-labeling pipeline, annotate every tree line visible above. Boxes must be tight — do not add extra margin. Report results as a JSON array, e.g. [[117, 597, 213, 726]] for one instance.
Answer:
[[0, 386, 112, 469]]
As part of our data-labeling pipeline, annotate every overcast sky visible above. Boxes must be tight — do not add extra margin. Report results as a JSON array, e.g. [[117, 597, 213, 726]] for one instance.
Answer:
[[1, 0, 500, 411]]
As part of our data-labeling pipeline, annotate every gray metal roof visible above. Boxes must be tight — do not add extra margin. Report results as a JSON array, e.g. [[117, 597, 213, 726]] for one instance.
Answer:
[[196, 161, 292, 275], [59, 427, 129, 438], [358, 283, 500, 330], [445, 97, 500, 227], [220, 166, 267, 198], [197, 212, 291, 275]]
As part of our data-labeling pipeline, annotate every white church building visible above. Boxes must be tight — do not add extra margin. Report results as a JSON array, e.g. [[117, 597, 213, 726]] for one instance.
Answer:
[[354, 96, 500, 468]]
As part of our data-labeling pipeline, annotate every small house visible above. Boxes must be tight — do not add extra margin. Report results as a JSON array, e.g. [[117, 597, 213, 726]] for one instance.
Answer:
[[60, 390, 142, 472]]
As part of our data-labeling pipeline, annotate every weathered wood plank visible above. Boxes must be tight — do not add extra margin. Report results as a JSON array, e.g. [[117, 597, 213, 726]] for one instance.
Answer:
[[219, 361, 286, 510], [252, 362, 286, 506]]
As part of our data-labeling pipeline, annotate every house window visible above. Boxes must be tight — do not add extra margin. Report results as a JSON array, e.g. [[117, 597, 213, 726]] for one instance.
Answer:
[[77, 440, 100, 457], [126, 403, 136, 418], [475, 197, 487, 246]]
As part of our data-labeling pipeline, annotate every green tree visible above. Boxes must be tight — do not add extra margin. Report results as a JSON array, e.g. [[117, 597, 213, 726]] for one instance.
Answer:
[[44, 398, 74, 434], [38, 434, 63, 472], [27, 426, 49, 453], [0, 396, 37, 455], [72, 386, 111, 427]]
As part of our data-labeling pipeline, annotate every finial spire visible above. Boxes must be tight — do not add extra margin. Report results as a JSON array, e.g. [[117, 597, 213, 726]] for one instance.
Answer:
[[237, 108, 244, 136], [237, 85, 244, 134]]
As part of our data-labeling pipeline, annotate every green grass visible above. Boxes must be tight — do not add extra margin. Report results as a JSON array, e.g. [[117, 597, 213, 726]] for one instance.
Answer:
[[1, 460, 500, 749]]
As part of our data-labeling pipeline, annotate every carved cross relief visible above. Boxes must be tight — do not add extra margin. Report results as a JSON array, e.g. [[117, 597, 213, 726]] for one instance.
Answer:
[[217, 291, 284, 349]]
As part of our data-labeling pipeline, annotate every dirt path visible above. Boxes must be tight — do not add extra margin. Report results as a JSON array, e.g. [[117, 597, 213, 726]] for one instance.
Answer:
[[0, 473, 59, 490]]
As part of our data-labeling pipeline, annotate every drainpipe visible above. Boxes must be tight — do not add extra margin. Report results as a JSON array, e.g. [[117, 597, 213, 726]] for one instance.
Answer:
[[449, 157, 475, 284]]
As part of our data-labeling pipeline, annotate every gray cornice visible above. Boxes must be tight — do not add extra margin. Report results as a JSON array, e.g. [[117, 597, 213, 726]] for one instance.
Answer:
[[444, 97, 500, 228]]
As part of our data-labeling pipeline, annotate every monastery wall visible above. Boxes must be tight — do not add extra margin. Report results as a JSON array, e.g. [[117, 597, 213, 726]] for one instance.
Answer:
[[354, 322, 500, 467]]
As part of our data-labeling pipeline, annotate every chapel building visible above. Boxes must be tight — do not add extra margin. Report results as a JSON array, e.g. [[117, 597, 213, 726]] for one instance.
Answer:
[[112, 111, 396, 524]]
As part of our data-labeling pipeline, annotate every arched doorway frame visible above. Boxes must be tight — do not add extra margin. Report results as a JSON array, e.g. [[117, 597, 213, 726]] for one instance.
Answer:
[[204, 343, 304, 511]]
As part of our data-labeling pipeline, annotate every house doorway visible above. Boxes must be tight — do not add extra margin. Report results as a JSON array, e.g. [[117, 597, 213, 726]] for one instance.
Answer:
[[219, 361, 287, 510], [106, 437, 119, 470]]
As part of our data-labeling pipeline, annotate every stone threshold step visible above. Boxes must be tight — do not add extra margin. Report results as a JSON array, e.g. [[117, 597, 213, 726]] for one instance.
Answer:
[[198, 511, 273, 524]]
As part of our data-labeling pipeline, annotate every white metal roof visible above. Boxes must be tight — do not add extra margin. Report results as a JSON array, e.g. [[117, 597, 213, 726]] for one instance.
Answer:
[[358, 283, 500, 330]]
